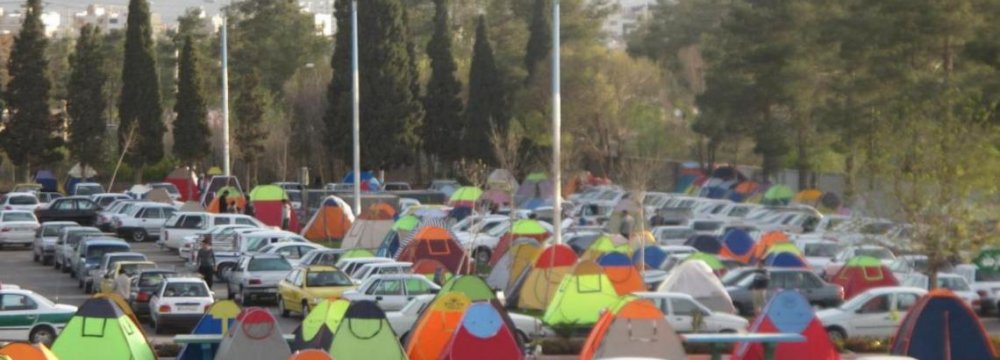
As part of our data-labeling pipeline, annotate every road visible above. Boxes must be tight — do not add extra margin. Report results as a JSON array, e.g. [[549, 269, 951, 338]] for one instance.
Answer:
[[0, 242, 303, 343]]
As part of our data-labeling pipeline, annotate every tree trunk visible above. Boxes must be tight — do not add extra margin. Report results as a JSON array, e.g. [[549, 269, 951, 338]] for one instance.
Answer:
[[797, 124, 809, 190], [415, 151, 424, 187], [133, 165, 143, 185], [844, 152, 855, 200]]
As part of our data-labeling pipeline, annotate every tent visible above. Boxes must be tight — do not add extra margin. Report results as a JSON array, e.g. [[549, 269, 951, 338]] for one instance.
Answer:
[[486, 238, 541, 292], [34, 170, 57, 193], [216, 307, 291, 360], [395, 225, 472, 275], [342, 170, 380, 191], [487, 169, 518, 191], [342, 248, 376, 259], [762, 251, 808, 268], [376, 215, 420, 257], [581, 233, 632, 261], [762, 185, 795, 206], [597, 252, 644, 296], [413, 258, 453, 283], [489, 219, 550, 265], [732, 290, 838, 360], [831, 256, 898, 299], [632, 245, 668, 269], [405, 292, 471, 360], [750, 231, 790, 262], [50, 297, 156, 360], [250, 185, 300, 231], [438, 302, 524, 360], [794, 189, 824, 205], [0, 343, 58, 360], [343, 203, 397, 250], [303, 196, 355, 241], [684, 252, 725, 272], [165, 167, 200, 202], [513, 244, 578, 310], [719, 229, 755, 264], [329, 301, 406, 360], [685, 235, 722, 254], [515, 172, 554, 209], [448, 186, 483, 208], [657, 260, 736, 314], [64, 163, 97, 194], [207, 186, 247, 213], [290, 299, 350, 352], [177, 300, 241, 360], [287, 349, 333, 360], [145, 189, 173, 204], [891, 289, 995, 359], [542, 260, 621, 327], [579, 298, 686, 360]]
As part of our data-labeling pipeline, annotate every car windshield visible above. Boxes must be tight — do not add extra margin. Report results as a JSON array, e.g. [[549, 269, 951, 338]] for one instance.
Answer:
[[119, 263, 154, 276], [9, 196, 37, 205], [721, 269, 758, 285], [856, 248, 894, 259], [139, 272, 174, 287], [76, 185, 102, 196], [693, 221, 722, 231], [940, 277, 971, 291], [659, 228, 693, 239], [287, 191, 302, 202], [68, 231, 102, 245], [860, 222, 894, 235], [163, 282, 209, 297], [840, 291, 874, 310], [43, 225, 70, 237], [3, 212, 35, 222], [977, 271, 1000, 282], [307, 271, 354, 287], [87, 245, 129, 259], [109, 256, 145, 268], [804, 243, 840, 257], [249, 258, 291, 271]]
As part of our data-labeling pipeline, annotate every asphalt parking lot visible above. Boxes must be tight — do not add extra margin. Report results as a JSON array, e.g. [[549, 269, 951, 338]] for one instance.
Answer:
[[0, 241, 302, 343]]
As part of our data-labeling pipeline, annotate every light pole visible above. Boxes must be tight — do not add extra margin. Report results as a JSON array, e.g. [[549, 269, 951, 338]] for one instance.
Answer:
[[206, 0, 232, 177], [350, 0, 361, 216], [551, 0, 562, 245]]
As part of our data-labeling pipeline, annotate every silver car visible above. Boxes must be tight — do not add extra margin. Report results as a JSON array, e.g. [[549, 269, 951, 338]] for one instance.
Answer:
[[226, 254, 292, 305], [54, 227, 102, 273], [32, 221, 77, 265]]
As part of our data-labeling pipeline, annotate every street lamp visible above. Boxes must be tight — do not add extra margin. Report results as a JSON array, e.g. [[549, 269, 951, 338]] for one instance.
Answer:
[[551, 0, 562, 244], [205, 0, 231, 177], [350, 0, 361, 216]]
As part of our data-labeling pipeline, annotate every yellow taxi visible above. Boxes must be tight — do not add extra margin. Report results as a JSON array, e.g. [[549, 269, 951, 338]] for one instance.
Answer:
[[99, 261, 157, 293], [277, 265, 356, 317]]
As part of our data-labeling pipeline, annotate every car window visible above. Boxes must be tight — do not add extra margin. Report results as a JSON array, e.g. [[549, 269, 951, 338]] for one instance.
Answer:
[[0, 294, 37, 311], [77, 200, 96, 210], [235, 218, 257, 226], [859, 294, 890, 313], [139, 273, 171, 287], [405, 278, 433, 295], [799, 272, 823, 288], [896, 293, 919, 311], [42, 224, 68, 237], [804, 243, 840, 257], [180, 216, 204, 229], [277, 246, 300, 259], [318, 253, 339, 266], [142, 208, 161, 219], [670, 298, 700, 316], [163, 282, 209, 297], [307, 271, 353, 287], [9, 196, 37, 205], [3, 212, 35, 222], [371, 279, 403, 296], [248, 258, 291, 271], [53, 200, 75, 211], [86, 245, 130, 259], [214, 217, 231, 225]]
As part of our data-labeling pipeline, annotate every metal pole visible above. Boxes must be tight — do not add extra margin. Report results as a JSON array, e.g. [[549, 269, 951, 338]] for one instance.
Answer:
[[551, 0, 562, 245], [221, 13, 231, 177], [351, 0, 362, 216]]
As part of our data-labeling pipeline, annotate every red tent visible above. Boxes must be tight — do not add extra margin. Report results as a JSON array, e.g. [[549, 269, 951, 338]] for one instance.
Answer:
[[397, 226, 472, 274], [489, 219, 551, 266], [165, 167, 200, 202], [732, 290, 839, 360], [438, 302, 523, 360], [249, 185, 300, 232], [830, 256, 897, 299]]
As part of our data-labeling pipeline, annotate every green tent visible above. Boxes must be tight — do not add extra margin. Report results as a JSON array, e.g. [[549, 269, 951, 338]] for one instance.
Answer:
[[684, 252, 724, 270], [764, 243, 802, 256], [51, 298, 155, 360], [329, 301, 406, 360], [291, 299, 350, 352], [762, 185, 794, 205], [582, 234, 632, 260], [439, 275, 495, 302], [525, 172, 548, 182], [342, 248, 376, 259], [542, 260, 622, 327], [248, 184, 288, 201], [448, 186, 483, 204], [511, 219, 548, 236], [392, 215, 420, 231]]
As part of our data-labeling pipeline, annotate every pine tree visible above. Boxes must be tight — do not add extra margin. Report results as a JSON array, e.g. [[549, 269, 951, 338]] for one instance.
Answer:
[[464, 15, 508, 164], [524, 0, 550, 83], [119, 0, 164, 179], [422, 0, 463, 162], [1, 0, 63, 180], [172, 35, 210, 166], [67, 24, 107, 176], [234, 71, 268, 182]]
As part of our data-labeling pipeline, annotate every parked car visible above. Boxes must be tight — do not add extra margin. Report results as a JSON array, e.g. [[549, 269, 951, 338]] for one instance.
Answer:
[[84, 252, 148, 293], [98, 260, 157, 294], [0, 192, 40, 211], [112, 203, 177, 242], [341, 274, 440, 311], [351, 262, 413, 284], [0, 286, 77, 345], [36, 192, 63, 206], [954, 263, 1000, 315], [202, 229, 306, 279], [277, 265, 357, 317], [95, 200, 140, 232], [32, 221, 78, 265], [382, 182, 412, 191], [54, 227, 103, 272], [817, 287, 926, 342], [901, 273, 978, 308], [636, 292, 749, 333], [148, 277, 214, 334], [387, 294, 550, 344], [146, 182, 182, 202], [335, 257, 395, 277], [159, 212, 267, 250], [226, 254, 293, 305], [256, 242, 328, 268], [91, 193, 132, 210], [70, 182, 105, 197], [727, 268, 845, 316], [427, 180, 460, 196], [71, 238, 129, 280], [0, 210, 40, 247], [796, 239, 843, 274], [36, 197, 100, 226], [823, 245, 896, 279], [295, 249, 346, 268], [652, 226, 695, 247], [128, 269, 177, 317]]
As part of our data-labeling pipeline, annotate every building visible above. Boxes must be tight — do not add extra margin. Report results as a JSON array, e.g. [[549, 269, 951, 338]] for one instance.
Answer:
[[71, 5, 126, 34], [0, 7, 61, 37], [601, 0, 657, 49]]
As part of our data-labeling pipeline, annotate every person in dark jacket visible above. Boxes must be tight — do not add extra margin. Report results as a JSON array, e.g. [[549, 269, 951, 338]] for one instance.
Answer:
[[197, 240, 216, 288], [218, 191, 229, 213]]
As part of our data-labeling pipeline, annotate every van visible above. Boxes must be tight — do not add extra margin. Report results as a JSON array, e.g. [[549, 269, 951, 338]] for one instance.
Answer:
[[159, 212, 267, 250]]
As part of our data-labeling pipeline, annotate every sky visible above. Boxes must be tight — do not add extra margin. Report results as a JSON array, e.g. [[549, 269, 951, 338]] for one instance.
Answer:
[[38, 0, 226, 26]]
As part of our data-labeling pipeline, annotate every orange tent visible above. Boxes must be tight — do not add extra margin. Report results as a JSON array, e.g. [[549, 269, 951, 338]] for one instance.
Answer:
[[302, 196, 355, 241], [751, 230, 789, 262], [288, 350, 333, 360], [597, 253, 645, 295], [580, 298, 685, 360], [207, 187, 247, 213], [405, 293, 470, 360], [0, 343, 58, 360]]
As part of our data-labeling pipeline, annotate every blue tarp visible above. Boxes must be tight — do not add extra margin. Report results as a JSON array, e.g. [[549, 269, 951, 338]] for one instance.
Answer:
[[34, 170, 57, 192]]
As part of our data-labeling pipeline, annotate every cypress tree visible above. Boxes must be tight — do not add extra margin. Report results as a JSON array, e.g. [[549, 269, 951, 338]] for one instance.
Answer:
[[524, 0, 550, 83], [119, 0, 164, 179], [172, 35, 210, 166], [67, 24, 107, 176], [422, 0, 463, 162], [464, 15, 508, 164], [1, 0, 63, 180], [234, 71, 268, 182]]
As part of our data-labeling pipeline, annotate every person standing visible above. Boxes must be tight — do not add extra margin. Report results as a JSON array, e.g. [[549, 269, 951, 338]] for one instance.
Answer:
[[649, 210, 666, 227], [197, 240, 216, 288], [218, 190, 229, 213], [113, 268, 131, 299], [620, 210, 635, 239], [281, 199, 292, 230], [750, 269, 770, 316]]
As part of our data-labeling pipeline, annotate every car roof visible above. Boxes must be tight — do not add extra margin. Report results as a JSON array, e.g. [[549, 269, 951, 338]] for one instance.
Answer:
[[5, 192, 37, 197], [43, 221, 79, 226], [138, 268, 177, 275], [163, 277, 207, 283], [104, 252, 145, 258], [248, 254, 286, 260], [60, 196, 93, 200], [63, 226, 101, 232], [360, 262, 412, 268], [864, 286, 927, 295], [82, 238, 128, 245], [242, 230, 300, 237], [366, 274, 425, 280], [341, 257, 392, 263], [302, 265, 340, 272]]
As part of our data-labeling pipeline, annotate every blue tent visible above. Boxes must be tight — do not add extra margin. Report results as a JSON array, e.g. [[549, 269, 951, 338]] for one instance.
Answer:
[[34, 170, 57, 192], [762, 252, 807, 268], [342, 171, 380, 191], [376, 231, 401, 258], [721, 229, 754, 256], [448, 206, 473, 221], [177, 301, 239, 360], [632, 245, 667, 269], [891, 289, 996, 359], [684, 235, 722, 254], [597, 252, 633, 267]]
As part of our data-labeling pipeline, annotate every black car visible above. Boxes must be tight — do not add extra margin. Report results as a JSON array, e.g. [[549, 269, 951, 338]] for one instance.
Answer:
[[36, 197, 99, 226], [129, 269, 178, 317]]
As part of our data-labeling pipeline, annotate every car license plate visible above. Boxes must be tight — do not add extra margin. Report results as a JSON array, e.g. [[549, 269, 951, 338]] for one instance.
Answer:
[[178, 305, 198, 312]]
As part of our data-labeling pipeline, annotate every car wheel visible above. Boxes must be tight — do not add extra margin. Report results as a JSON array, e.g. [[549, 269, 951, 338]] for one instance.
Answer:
[[32, 251, 39, 262], [515, 330, 530, 345], [473, 248, 492, 265], [239, 287, 250, 306], [29, 325, 56, 346], [153, 317, 165, 335], [826, 327, 847, 344], [131, 230, 148, 242], [41, 256, 50, 266], [77, 279, 83, 289], [216, 264, 235, 282], [301, 302, 310, 318], [278, 297, 289, 318], [227, 286, 235, 300]]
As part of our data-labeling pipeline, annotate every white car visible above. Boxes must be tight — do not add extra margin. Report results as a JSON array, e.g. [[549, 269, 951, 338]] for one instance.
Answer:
[[690, 219, 726, 237], [341, 274, 440, 311], [351, 262, 413, 284], [0, 211, 40, 247], [148, 277, 214, 334], [796, 239, 843, 274], [178, 225, 258, 260], [159, 212, 269, 250], [901, 273, 978, 307], [336, 257, 395, 277], [387, 294, 551, 343], [0, 192, 40, 211], [256, 242, 328, 267], [112, 202, 177, 242], [457, 218, 554, 264], [0, 286, 78, 345], [652, 226, 696, 246], [817, 287, 927, 341], [32, 221, 78, 265], [635, 292, 749, 333]]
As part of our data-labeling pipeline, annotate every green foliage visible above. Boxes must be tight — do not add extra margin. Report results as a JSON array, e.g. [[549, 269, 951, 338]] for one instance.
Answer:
[[119, 0, 164, 171], [1, 0, 63, 177], [422, 0, 464, 162], [67, 24, 108, 174], [523, 0, 550, 83], [233, 71, 269, 168], [464, 16, 509, 164], [172, 35, 211, 166]]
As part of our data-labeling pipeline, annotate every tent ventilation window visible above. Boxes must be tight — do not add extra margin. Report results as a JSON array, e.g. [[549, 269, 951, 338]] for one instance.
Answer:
[[347, 318, 383, 340], [81, 318, 108, 338], [427, 239, 450, 255]]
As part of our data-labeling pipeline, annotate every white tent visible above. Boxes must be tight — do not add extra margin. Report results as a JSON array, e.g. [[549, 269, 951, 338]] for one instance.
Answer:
[[657, 260, 737, 314], [215, 308, 291, 360]]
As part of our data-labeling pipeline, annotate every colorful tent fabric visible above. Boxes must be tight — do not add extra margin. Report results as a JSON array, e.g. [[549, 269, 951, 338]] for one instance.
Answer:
[[489, 219, 550, 265], [762, 252, 808, 268], [438, 302, 524, 360], [762, 185, 795, 206], [515, 172, 554, 209], [891, 289, 996, 360], [685, 235, 722, 254], [34, 170, 57, 193], [732, 290, 838, 360], [376, 215, 420, 257], [513, 244, 578, 310], [684, 252, 725, 271], [342, 203, 397, 250], [597, 252, 645, 296], [303, 196, 355, 241], [486, 238, 541, 292], [177, 300, 241, 360], [751, 231, 790, 262], [250, 185, 300, 231], [581, 234, 632, 261], [719, 229, 755, 264], [413, 258, 453, 282], [51, 297, 156, 360], [165, 167, 200, 202], [658, 260, 736, 313], [405, 293, 471, 360], [830, 256, 898, 299], [342, 248, 375, 259], [207, 186, 246, 213], [448, 186, 483, 208], [291, 299, 350, 352], [0, 343, 58, 360], [329, 301, 406, 360], [395, 225, 472, 274], [579, 298, 686, 360], [287, 349, 333, 360], [794, 189, 824, 204], [542, 260, 621, 326], [216, 308, 292, 360], [632, 245, 668, 269]]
